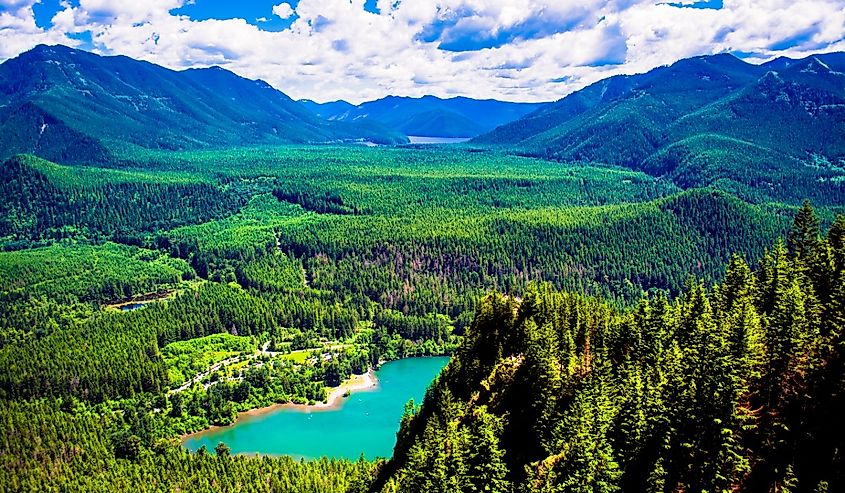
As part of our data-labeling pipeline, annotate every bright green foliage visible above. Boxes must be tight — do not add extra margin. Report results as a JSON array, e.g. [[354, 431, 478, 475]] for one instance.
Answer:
[[2, 146, 796, 312], [0, 242, 193, 345], [0, 144, 841, 491], [137, 146, 788, 309], [162, 333, 257, 386], [0, 242, 193, 302], [237, 253, 306, 292], [2, 44, 845, 493]]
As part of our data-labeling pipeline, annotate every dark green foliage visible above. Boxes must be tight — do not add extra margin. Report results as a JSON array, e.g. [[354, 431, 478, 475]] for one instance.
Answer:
[[789, 199, 822, 260], [0, 242, 192, 345], [0, 101, 111, 164], [0, 399, 377, 492], [273, 182, 364, 215], [0, 140, 842, 491], [0, 242, 192, 303], [0, 155, 242, 242], [215, 442, 231, 457], [236, 253, 306, 292], [0, 270, 443, 406], [0, 283, 275, 401], [382, 207, 845, 492], [48, 145, 789, 312]]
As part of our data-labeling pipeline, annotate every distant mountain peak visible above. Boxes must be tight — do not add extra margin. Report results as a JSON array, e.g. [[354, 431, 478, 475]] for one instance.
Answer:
[[800, 56, 833, 73], [300, 94, 548, 138], [474, 50, 845, 196], [28, 43, 75, 54], [0, 45, 406, 164]]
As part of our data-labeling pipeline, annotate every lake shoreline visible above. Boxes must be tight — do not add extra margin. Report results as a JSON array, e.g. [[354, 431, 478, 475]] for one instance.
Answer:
[[181, 368, 379, 441], [406, 135, 472, 144], [181, 356, 450, 459]]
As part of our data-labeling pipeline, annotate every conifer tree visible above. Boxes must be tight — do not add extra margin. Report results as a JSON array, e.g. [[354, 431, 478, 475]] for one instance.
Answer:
[[788, 199, 821, 261]]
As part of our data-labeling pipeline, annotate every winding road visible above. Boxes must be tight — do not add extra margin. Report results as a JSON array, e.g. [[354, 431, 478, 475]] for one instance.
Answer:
[[168, 341, 280, 394]]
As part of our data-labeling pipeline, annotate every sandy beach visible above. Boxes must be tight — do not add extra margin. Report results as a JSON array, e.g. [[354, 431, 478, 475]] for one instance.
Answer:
[[320, 368, 379, 408], [272, 367, 378, 412], [181, 368, 378, 440]]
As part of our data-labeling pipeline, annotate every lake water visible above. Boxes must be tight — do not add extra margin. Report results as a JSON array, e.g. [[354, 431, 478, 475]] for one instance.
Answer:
[[407, 136, 472, 144], [182, 356, 449, 459], [119, 303, 147, 311]]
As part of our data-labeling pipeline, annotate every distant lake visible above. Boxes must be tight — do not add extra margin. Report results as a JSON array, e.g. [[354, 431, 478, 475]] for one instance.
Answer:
[[182, 356, 449, 459], [407, 136, 472, 144]]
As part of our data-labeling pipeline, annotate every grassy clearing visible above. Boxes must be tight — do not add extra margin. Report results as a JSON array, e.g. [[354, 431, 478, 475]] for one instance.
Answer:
[[162, 333, 257, 386]]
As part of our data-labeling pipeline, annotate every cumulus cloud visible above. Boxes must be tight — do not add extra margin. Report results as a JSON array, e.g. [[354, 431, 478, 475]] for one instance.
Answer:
[[0, 0, 78, 59], [272, 2, 294, 20], [1, 0, 844, 103]]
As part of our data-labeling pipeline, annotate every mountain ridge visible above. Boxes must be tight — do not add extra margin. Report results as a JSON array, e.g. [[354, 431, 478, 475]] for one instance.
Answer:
[[474, 51, 845, 203], [303, 94, 548, 138], [0, 44, 406, 164]]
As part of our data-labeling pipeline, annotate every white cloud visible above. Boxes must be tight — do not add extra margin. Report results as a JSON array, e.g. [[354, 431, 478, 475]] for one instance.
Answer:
[[1, 0, 844, 103], [272, 2, 294, 20], [0, 0, 78, 59]]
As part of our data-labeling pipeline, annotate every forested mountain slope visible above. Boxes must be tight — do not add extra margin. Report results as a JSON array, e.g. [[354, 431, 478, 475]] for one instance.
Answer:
[[380, 203, 845, 492], [476, 53, 845, 204], [0, 45, 405, 164], [0, 147, 842, 491], [0, 148, 794, 306], [0, 154, 243, 242], [1, 179, 841, 491], [1, 396, 377, 492], [299, 99, 357, 119], [307, 95, 547, 138]]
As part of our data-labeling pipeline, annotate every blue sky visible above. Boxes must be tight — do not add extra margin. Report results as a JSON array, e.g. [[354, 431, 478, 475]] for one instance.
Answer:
[[2, 0, 844, 103], [27, 1, 382, 44]]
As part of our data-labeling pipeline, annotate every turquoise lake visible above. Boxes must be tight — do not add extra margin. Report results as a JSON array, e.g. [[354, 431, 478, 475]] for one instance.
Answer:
[[182, 356, 449, 459]]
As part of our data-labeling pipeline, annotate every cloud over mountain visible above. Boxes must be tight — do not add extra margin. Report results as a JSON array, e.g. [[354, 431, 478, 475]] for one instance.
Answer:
[[1, 0, 843, 103]]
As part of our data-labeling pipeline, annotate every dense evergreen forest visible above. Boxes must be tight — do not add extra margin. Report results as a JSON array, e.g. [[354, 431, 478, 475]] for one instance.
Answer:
[[0, 143, 842, 491], [381, 203, 845, 492], [2, 39, 845, 492]]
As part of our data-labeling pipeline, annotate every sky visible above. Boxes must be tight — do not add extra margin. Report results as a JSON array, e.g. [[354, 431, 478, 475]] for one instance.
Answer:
[[1, 0, 844, 104]]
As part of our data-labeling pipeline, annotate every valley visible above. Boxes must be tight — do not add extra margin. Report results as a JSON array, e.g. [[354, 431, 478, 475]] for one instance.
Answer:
[[1, 41, 844, 493]]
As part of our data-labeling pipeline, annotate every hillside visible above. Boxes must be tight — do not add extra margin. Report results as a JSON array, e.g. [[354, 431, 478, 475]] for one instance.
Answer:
[[1, 147, 794, 304], [0, 123, 840, 493], [379, 204, 845, 492], [0, 45, 406, 164], [308, 95, 547, 138], [3, 1, 845, 491], [476, 53, 845, 204], [299, 99, 357, 119]]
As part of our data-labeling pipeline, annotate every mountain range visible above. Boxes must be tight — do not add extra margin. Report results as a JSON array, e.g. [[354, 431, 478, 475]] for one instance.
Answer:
[[300, 95, 547, 138], [0, 45, 406, 164], [475, 52, 845, 199], [2, 43, 843, 199]]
